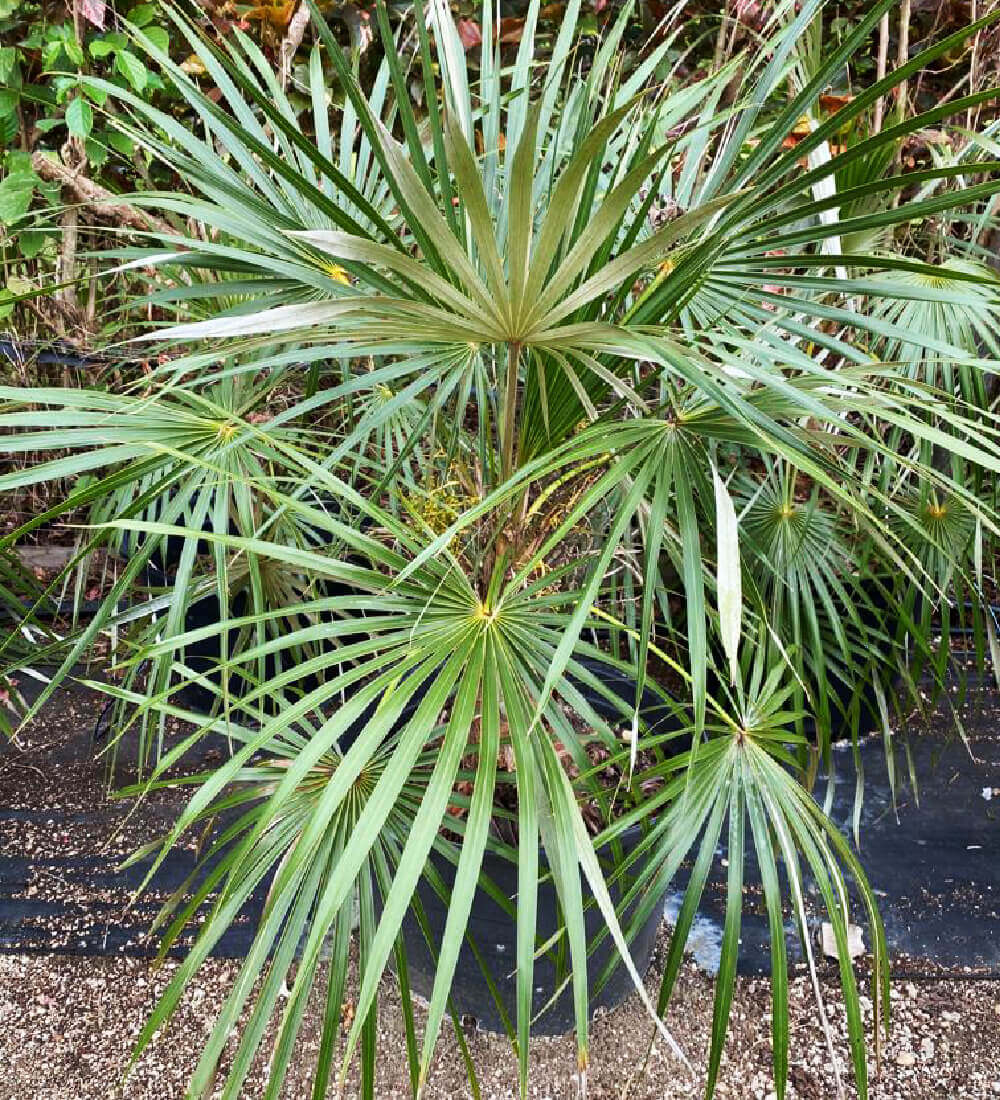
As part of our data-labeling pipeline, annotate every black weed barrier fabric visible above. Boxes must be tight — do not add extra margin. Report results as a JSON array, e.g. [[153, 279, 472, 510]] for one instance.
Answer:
[[0, 837, 267, 958], [0, 679, 267, 959], [0, 676, 998, 974]]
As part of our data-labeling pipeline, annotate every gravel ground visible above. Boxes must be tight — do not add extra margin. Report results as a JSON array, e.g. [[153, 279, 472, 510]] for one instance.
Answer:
[[1, 947, 999, 1098], [1, 682, 999, 1098]]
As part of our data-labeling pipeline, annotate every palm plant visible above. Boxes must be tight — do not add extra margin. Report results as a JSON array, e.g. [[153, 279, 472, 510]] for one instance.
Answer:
[[3, 1, 1000, 1096]]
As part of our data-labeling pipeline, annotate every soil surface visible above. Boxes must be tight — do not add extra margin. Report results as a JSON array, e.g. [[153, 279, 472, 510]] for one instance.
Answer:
[[1, 947, 999, 1098]]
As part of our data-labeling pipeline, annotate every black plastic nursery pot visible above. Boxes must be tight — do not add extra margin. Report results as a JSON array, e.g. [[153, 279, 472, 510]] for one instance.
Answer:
[[155, 574, 371, 717], [127, 491, 376, 718], [397, 822, 665, 1035], [390, 664, 683, 1035]]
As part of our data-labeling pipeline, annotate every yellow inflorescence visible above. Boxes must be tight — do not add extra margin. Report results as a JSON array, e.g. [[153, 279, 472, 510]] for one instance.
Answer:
[[325, 262, 351, 286], [403, 465, 480, 563], [407, 481, 467, 536]]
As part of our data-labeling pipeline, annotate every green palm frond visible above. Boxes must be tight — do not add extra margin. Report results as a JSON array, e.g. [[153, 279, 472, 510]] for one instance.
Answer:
[[870, 258, 1000, 394]]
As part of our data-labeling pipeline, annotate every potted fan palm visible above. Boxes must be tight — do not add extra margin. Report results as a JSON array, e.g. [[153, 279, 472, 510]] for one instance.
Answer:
[[3, 1, 1000, 1096]]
